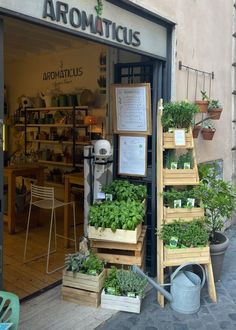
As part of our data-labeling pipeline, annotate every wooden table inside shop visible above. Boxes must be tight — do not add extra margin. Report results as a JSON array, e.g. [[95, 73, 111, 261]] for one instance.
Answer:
[[4, 165, 45, 234], [64, 172, 84, 247]]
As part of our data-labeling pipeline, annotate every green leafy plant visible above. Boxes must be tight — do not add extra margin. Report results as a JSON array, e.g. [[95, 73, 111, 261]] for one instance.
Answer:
[[64, 253, 105, 275], [208, 99, 221, 110], [102, 180, 147, 202], [162, 101, 199, 131], [201, 119, 215, 130], [104, 267, 147, 298], [164, 150, 194, 169], [89, 200, 145, 231], [200, 90, 209, 101], [177, 150, 193, 169], [195, 173, 236, 244], [158, 219, 209, 248], [162, 187, 200, 208]]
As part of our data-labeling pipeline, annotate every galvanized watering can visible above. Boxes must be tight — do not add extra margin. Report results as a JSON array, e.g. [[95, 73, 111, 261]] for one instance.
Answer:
[[132, 263, 205, 314]]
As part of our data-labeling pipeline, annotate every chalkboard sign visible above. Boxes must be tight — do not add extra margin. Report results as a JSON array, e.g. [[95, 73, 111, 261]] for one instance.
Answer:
[[111, 83, 151, 135]]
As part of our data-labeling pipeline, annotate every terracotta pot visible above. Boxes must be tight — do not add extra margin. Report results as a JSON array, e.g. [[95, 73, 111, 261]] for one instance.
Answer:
[[201, 128, 215, 140], [208, 108, 223, 120], [192, 125, 201, 138], [195, 100, 208, 113]]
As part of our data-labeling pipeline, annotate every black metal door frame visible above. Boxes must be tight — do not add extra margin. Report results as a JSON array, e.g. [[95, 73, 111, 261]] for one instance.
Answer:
[[114, 60, 165, 276]]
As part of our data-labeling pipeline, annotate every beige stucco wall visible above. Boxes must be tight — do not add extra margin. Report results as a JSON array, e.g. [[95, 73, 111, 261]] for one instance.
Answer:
[[131, 0, 234, 180]]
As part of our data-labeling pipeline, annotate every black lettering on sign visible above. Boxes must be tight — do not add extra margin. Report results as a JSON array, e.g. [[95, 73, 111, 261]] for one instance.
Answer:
[[81, 11, 95, 33], [69, 7, 81, 28], [42, 0, 56, 21], [116, 26, 124, 43], [132, 31, 141, 47], [103, 18, 112, 38], [56, 1, 69, 24]]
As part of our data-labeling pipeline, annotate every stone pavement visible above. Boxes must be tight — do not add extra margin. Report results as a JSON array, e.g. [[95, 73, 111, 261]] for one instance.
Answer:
[[96, 225, 236, 330]]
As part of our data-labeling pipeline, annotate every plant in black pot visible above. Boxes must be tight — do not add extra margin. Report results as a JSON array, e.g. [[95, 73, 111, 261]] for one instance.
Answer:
[[195, 165, 236, 281]]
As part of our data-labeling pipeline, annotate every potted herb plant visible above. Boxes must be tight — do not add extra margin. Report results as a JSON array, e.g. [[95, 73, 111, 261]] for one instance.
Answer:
[[195, 166, 236, 281], [62, 252, 106, 307], [201, 120, 216, 140], [101, 267, 147, 314], [195, 90, 209, 113], [207, 99, 223, 120]]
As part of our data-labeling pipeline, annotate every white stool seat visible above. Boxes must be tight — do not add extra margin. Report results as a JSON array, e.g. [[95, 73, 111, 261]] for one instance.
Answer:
[[23, 184, 77, 274]]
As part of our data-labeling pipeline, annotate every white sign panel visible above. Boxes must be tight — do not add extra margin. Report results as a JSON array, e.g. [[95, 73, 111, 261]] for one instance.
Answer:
[[0, 0, 167, 57], [119, 135, 147, 177]]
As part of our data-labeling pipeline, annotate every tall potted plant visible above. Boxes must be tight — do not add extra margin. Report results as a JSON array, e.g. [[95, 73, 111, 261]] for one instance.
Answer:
[[195, 166, 236, 281]]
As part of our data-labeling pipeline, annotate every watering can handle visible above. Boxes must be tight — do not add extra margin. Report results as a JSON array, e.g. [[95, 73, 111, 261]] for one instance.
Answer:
[[171, 263, 205, 289]]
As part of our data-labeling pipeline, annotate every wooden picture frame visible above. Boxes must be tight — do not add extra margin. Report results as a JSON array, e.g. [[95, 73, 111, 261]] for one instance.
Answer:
[[111, 83, 152, 135], [118, 135, 147, 177]]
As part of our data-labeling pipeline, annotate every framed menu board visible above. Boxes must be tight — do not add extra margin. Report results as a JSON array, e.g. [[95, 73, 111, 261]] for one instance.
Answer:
[[118, 135, 147, 177], [112, 83, 151, 135]]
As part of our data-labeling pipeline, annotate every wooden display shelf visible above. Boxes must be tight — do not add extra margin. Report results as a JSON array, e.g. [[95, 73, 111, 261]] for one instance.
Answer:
[[62, 269, 106, 293], [163, 168, 199, 185], [26, 124, 87, 128], [163, 131, 193, 149], [61, 286, 101, 307], [163, 245, 210, 266], [101, 289, 141, 314], [26, 106, 88, 111], [88, 223, 142, 244], [163, 206, 204, 223], [38, 160, 83, 167], [90, 226, 146, 268], [28, 139, 89, 145]]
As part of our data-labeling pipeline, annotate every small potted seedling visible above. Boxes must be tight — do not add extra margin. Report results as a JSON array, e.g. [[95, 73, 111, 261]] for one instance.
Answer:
[[201, 120, 216, 140], [207, 99, 223, 120], [195, 90, 209, 113]]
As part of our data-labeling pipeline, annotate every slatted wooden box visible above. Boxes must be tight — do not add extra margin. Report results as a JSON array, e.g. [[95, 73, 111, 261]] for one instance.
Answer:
[[163, 206, 204, 223], [88, 223, 142, 244], [91, 226, 147, 269], [163, 132, 193, 149], [164, 245, 209, 266], [62, 269, 106, 307], [163, 168, 199, 186], [101, 289, 141, 313]]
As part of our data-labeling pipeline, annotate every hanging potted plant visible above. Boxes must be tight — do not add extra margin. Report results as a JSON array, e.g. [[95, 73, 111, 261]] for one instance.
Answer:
[[195, 166, 236, 281], [195, 90, 209, 113], [201, 120, 216, 140], [207, 99, 223, 120]]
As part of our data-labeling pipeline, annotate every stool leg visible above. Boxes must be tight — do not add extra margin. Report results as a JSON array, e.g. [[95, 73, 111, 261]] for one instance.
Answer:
[[53, 209, 57, 250], [23, 202, 32, 262], [72, 202, 77, 253], [46, 208, 55, 274]]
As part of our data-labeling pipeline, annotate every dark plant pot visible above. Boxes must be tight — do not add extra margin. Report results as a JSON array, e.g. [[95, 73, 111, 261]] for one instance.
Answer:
[[192, 125, 201, 138], [210, 232, 229, 282], [195, 100, 208, 113], [201, 128, 215, 140], [208, 108, 223, 120]]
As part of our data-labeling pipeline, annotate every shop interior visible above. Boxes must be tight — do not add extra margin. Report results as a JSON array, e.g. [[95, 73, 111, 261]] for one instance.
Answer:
[[2, 16, 149, 300]]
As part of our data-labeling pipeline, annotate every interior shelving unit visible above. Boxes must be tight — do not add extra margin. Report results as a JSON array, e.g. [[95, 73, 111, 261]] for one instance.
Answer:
[[156, 103, 217, 307]]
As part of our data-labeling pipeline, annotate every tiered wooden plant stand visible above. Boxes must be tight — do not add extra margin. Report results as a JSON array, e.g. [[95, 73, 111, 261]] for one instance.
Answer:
[[61, 269, 106, 307], [157, 103, 217, 307], [90, 226, 147, 270]]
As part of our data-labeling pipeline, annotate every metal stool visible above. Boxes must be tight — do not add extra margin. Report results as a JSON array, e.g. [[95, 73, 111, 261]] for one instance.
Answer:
[[23, 184, 77, 274]]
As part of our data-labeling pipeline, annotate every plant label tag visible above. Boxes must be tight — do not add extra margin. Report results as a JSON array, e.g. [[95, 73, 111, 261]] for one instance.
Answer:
[[174, 199, 182, 208], [97, 192, 106, 199], [187, 198, 195, 207], [169, 236, 178, 248], [171, 162, 178, 169], [174, 129, 186, 146], [105, 194, 113, 201], [168, 128, 174, 133], [184, 162, 191, 169]]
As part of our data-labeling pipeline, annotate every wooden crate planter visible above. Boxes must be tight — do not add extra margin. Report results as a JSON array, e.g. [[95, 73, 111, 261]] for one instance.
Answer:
[[163, 132, 193, 149], [163, 168, 199, 186], [90, 226, 147, 269], [88, 223, 142, 244], [163, 206, 204, 223], [101, 289, 141, 313], [164, 245, 210, 266], [62, 286, 101, 307], [62, 269, 106, 293]]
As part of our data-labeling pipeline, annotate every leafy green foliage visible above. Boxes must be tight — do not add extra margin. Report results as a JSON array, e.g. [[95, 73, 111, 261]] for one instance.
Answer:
[[158, 219, 209, 248], [208, 99, 221, 110], [177, 150, 193, 169], [102, 180, 147, 202], [164, 150, 194, 169], [162, 101, 199, 131], [65, 253, 105, 275], [200, 90, 209, 101], [162, 187, 200, 208], [195, 175, 236, 243], [104, 267, 147, 298], [89, 200, 145, 231]]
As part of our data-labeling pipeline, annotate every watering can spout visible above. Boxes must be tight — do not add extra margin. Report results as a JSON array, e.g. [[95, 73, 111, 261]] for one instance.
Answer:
[[131, 265, 173, 302]]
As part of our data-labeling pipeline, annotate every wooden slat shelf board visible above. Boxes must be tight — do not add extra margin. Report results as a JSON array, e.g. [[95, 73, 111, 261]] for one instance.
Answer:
[[62, 269, 106, 293], [26, 124, 87, 128], [101, 289, 141, 314], [163, 207, 204, 223], [163, 132, 193, 149], [163, 245, 210, 267], [61, 286, 101, 307], [163, 169, 199, 185], [26, 106, 88, 111], [27, 139, 89, 145], [88, 223, 142, 244], [91, 227, 146, 267], [38, 160, 83, 167]]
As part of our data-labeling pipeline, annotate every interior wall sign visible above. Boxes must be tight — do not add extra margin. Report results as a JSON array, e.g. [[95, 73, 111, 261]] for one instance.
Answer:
[[42, 0, 141, 47], [42, 61, 83, 81]]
